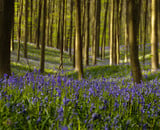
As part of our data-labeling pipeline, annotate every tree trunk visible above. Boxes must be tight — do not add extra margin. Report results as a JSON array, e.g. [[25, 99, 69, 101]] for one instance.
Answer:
[[56, 0, 61, 49], [124, 0, 129, 63], [24, 0, 29, 58], [110, 0, 115, 65], [40, 0, 47, 73], [17, 0, 23, 62], [143, 0, 148, 65], [36, 0, 42, 49], [0, 0, 14, 77], [30, 0, 33, 43], [60, 0, 65, 67], [84, 0, 90, 66], [128, 0, 142, 83], [92, 0, 97, 65], [101, 1, 108, 60], [69, 0, 73, 60], [75, 0, 83, 80], [151, 0, 158, 72], [96, 0, 101, 58]]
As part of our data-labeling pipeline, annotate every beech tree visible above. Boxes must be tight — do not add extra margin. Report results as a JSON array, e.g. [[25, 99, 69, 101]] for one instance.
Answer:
[[0, 0, 14, 77], [151, 0, 158, 72], [128, 0, 142, 83], [75, 0, 83, 79]]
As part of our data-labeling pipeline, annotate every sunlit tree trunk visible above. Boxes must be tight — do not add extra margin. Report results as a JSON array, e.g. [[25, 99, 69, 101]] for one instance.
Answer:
[[110, 0, 115, 65], [128, 0, 142, 83], [75, 0, 83, 79], [151, 0, 158, 72]]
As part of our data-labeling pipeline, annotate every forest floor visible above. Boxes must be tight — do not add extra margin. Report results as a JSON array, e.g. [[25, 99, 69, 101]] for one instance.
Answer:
[[11, 42, 160, 81]]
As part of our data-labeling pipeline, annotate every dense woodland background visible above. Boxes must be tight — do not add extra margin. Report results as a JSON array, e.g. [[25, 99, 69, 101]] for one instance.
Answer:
[[0, 0, 160, 82]]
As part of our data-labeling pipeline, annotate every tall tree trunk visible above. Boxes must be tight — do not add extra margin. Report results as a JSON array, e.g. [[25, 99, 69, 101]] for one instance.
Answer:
[[50, 0, 55, 47], [30, 0, 33, 43], [143, 0, 148, 65], [124, 0, 129, 63], [40, 0, 47, 73], [96, 0, 101, 58], [101, 1, 108, 60], [75, 0, 83, 79], [110, 0, 115, 65], [69, 0, 73, 60], [92, 0, 97, 65], [151, 0, 158, 71], [36, 0, 42, 49], [128, 0, 142, 83], [84, 0, 90, 66], [0, 0, 14, 77], [17, 0, 23, 62], [73, 29, 76, 68], [60, 0, 65, 67], [11, 0, 15, 51], [24, 0, 29, 58], [56, 0, 61, 49]]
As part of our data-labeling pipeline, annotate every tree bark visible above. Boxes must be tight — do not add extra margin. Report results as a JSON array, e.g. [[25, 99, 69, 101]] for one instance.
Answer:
[[0, 0, 14, 77], [24, 0, 29, 58], [75, 0, 83, 79], [128, 0, 142, 83], [84, 0, 90, 66], [151, 0, 158, 72], [36, 0, 42, 49], [40, 0, 47, 73]]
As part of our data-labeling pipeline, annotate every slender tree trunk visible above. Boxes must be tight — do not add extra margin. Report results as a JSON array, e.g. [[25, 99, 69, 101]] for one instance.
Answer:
[[96, 0, 101, 58], [0, 0, 14, 77], [84, 0, 90, 66], [92, 0, 97, 65], [73, 29, 76, 68], [30, 0, 33, 43], [101, 1, 108, 60], [151, 0, 158, 71], [60, 0, 65, 67], [56, 0, 61, 49], [24, 0, 29, 58], [36, 0, 42, 49], [69, 0, 73, 60], [17, 0, 23, 62], [50, 0, 55, 47], [75, 0, 83, 79], [110, 0, 115, 65], [40, 0, 47, 73], [124, 0, 129, 63], [143, 0, 148, 65], [11, 0, 15, 51], [128, 0, 142, 83]]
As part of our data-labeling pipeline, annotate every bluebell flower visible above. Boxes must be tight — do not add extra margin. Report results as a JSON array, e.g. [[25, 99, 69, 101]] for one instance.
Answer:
[[27, 116, 30, 120], [37, 116, 41, 124]]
